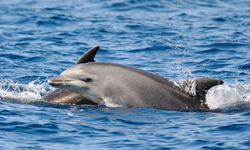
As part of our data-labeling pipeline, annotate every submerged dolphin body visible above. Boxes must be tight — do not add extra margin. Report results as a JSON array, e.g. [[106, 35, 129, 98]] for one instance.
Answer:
[[48, 53, 223, 110], [43, 46, 99, 105]]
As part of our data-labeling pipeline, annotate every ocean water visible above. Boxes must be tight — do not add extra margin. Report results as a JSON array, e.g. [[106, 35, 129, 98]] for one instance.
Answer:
[[0, 0, 250, 149]]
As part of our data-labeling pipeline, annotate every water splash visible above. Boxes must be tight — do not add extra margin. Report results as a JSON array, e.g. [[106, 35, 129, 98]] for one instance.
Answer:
[[206, 83, 250, 111], [0, 78, 55, 104]]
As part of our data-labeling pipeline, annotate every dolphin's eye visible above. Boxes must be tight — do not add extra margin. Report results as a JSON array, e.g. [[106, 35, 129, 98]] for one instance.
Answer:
[[82, 78, 93, 82]]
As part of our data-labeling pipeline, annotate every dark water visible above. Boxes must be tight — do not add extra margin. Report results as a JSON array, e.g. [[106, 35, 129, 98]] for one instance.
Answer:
[[1, 0, 250, 149]]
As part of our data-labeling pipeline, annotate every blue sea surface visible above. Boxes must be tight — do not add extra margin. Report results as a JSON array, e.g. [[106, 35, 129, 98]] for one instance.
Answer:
[[1, 0, 250, 149]]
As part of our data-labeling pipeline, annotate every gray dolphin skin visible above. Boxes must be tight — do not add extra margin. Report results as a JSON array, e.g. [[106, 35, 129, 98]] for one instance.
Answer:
[[43, 46, 99, 105], [43, 88, 97, 105], [48, 49, 223, 110]]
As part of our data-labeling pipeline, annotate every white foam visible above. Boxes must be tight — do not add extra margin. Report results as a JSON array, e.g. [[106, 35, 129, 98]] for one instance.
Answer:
[[206, 83, 250, 110], [0, 78, 55, 103]]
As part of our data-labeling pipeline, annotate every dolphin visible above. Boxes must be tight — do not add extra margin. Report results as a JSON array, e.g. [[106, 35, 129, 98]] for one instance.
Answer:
[[47, 54, 223, 110], [42, 88, 97, 105], [42, 46, 99, 105]]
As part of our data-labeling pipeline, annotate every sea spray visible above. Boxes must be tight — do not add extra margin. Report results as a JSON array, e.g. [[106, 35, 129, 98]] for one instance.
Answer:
[[0, 78, 55, 103], [206, 83, 250, 111]]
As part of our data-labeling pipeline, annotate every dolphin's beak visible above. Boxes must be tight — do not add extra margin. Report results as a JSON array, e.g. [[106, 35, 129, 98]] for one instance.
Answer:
[[48, 76, 75, 87]]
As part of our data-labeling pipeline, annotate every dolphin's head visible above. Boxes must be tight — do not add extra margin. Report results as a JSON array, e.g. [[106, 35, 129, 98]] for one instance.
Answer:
[[48, 64, 103, 104]]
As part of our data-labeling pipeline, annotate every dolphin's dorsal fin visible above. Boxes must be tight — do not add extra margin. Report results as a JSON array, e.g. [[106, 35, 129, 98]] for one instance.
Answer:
[[76, 46, 100, 64], [175, 77, 223, 102]]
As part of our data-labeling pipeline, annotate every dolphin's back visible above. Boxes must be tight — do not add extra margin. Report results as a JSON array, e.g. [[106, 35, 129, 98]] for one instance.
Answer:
[[86, 62, 177, 87]]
